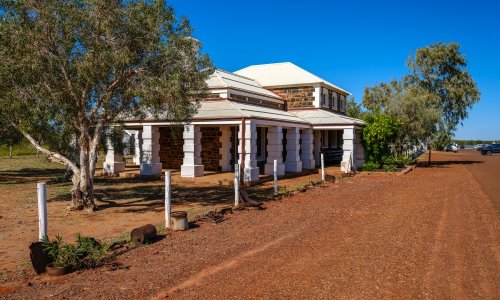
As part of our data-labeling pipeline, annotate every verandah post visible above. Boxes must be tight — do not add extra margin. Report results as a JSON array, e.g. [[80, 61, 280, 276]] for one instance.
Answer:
[[165, 171, 171, 228], [273, 159, 278, 196], [234, 163, 240, 206], [37, 182, 47, 241], [321, 153, 325, 181]]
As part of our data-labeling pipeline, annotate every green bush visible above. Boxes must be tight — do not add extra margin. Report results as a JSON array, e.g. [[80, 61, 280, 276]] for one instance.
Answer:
[[382, 164, 397, 172], [42, 234, 108, 269], [362, 161, 380, 171], [362, 114, 402, 166], [383, 155, 414, 168]]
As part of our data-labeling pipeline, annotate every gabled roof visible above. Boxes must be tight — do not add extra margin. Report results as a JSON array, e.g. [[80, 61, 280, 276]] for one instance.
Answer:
[[234, 62, 350, 95], [289, 108, 364, 126], [205, 69, 282, 99]]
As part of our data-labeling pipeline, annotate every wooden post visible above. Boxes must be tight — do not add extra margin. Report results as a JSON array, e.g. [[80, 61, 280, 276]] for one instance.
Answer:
[[321, 153, 325, 181], [165, 171, 171, 228], [273, 159, 278, 196], [234, 163, 240, 206], [37, 182, 47, 241]]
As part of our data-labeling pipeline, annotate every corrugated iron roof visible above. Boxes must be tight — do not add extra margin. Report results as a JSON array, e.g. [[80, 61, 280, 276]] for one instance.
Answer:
[[235, 62, 350, 95], [206, 69, 282, 99], [289, 109, 364, 126]]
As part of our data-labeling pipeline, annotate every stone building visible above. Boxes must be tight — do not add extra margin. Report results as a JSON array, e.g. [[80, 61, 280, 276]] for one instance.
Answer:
[[103, 62, 365, 185]]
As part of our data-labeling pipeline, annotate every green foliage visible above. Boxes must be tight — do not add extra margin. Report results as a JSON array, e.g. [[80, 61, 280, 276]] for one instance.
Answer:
[[42, 235, 78, 268], [345, 96, 363, 119], [382, 164, 397, 172], [42, 234, 108, 269], [383, 155, 414, 168], [361, 161, 380, 171], [362, 42, 480, 157], [0, 142, 37, 156], [362, 115, 401, 165], [407, 42, 480, 131], [0, 0, 213, 207], [75, 233, 108, 267]]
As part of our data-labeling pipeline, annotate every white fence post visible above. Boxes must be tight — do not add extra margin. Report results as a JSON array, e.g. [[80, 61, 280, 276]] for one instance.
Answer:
[[273, 159, 278, 196], [37, 182, 47, 241], [320, 153, 325, 181], [234, 164, 240, 206], [165, 171, 172, 228]]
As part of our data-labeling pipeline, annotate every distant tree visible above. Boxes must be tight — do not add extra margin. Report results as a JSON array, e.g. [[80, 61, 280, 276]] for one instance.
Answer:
[[362, 42, 480, 163], [0, 0, 212, 212], [406, 42, 480, 133], [345, 96, 363, 119], [0, 121, 23, 158]]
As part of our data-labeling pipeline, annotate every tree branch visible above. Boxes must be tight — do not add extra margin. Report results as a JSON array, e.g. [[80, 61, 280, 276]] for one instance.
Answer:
[[14, 123, 80, 174], [89, 68, 145, 118]]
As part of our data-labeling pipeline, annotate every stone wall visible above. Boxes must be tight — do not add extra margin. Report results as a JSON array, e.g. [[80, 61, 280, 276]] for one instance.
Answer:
[[201, 127, 222, 172], [159, 127, 184, 169], [269, 86, 315, 108]]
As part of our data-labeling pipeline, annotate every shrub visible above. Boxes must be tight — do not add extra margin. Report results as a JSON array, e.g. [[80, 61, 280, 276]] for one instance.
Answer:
[[42, 234, 108, 269], [383, 155, 415, 168], [382, 164, 397, 172], [362, 115, 402, 166], [362, 161, 380, 171]]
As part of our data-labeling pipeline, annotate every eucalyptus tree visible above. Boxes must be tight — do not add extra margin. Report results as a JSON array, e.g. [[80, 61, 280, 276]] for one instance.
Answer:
[[362, 42, 480, 160], [0, 0, 212, 211]]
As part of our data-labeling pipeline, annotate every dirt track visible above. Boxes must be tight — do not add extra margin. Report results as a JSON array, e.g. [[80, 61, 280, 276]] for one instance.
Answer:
[[2, 150, 499, 299]]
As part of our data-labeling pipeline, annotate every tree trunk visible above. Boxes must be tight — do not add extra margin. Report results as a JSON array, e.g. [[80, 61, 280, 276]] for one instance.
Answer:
[[68, 123, 96, 212], [70, 177, 95, 212]]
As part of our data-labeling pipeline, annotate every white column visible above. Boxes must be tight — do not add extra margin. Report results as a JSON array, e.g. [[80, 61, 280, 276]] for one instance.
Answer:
[[219, 126, 231, 172], [285, 127, 302, 173], [264, 126, 285, 176], [314, 130, 321, 167], [132, 130, 142, 165], [103, 131, 126, 175], [140, 125, 162, 176], [341, 126, 356, 171], [181, 124, 204, 177], [238, 120, 259, 184], [300, 128, 315, 169]]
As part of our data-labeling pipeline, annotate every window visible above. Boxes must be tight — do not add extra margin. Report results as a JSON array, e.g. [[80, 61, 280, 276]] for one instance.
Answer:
[[333, 92, 338, 110], [322, 93, 327, 106], [340, 95, 345, 112]]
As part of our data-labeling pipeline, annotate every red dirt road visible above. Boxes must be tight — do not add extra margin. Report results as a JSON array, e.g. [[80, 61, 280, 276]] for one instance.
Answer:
[[3, 150, 499, 299]]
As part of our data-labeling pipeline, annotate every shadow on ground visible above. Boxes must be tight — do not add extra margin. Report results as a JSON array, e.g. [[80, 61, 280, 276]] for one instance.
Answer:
[[418, 160, 483, 168]]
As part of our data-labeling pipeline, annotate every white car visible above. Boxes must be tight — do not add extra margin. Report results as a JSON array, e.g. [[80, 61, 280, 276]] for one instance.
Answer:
[[444, 145, 458, 152]]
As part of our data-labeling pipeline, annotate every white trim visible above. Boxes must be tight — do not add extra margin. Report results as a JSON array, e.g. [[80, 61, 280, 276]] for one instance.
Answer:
[[313, 85, 321, 108]]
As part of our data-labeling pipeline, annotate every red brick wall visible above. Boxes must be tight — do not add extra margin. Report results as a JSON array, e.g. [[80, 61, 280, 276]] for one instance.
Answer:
[[201, 127, 222, 172], [159, 127, 184, 169], [269, 86, 315, 108]]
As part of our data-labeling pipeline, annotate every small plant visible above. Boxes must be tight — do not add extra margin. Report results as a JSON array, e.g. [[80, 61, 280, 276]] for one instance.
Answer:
[[75, 233, 108, 268], [382, 164, 397, 172], [362, 161, 380, 171], [41, 235, 78, 269], [41, 234, 108, 271]]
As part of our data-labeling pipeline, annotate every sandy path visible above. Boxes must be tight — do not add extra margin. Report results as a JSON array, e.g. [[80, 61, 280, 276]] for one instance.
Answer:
[[2, 150, 499, 299]]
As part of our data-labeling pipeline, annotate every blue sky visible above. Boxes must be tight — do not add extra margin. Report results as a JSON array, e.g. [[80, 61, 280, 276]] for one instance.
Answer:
[[170, 0, 500, 140]]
